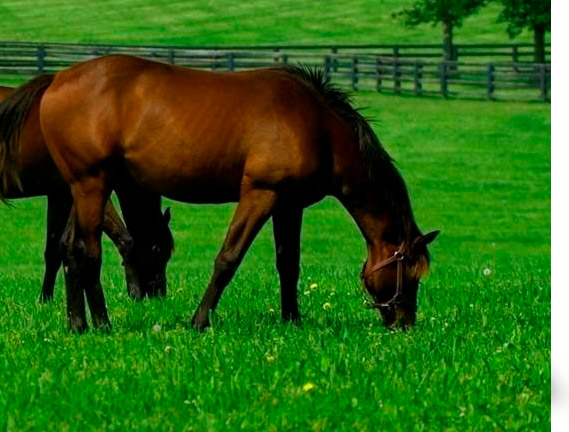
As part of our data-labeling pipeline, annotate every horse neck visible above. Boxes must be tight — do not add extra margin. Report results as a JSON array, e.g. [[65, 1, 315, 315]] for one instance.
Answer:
[[344, 194, 414, 264], [333, 135, 418, 262]]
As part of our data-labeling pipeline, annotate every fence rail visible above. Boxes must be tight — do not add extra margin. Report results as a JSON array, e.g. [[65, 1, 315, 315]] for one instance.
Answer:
[[0, 41, 551, 101]]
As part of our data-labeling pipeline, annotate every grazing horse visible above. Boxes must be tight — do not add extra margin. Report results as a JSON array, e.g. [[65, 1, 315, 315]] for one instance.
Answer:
[[0, 82, 174, 304], [4, 55, 439, 333]]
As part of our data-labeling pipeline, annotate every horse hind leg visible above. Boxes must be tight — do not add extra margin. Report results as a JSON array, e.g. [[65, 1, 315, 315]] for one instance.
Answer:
[[62, 176, 111, 333], [191, 188, 278, 331], [272, 205, 303, 322], [39, 192, 72, 303]]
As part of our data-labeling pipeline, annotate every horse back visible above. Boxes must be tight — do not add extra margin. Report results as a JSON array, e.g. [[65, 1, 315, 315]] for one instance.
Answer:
[[41, 55, 340, 202]]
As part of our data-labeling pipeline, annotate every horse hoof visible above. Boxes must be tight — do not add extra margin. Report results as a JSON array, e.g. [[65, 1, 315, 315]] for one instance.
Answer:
[[39, 293, 54, 304], [127, 285, 144, 300], [191, 317, 211, 332], [127, 289, 145, 301], [93, 321, 112, 334], [69, 322, 89, 335], [282, 313, 301, 324]]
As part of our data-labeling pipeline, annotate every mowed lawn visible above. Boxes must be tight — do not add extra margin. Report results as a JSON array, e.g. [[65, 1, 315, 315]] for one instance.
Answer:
[[0, 0, 537, 45], [0, 92, 550, 430]]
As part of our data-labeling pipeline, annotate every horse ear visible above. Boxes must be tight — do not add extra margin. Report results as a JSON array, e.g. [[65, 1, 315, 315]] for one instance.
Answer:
[[163, 207, 172, 224], [413, 230, 440, 248]]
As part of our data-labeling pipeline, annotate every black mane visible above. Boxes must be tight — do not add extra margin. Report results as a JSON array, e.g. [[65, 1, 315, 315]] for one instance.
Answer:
[[279, 65, 421, 246]]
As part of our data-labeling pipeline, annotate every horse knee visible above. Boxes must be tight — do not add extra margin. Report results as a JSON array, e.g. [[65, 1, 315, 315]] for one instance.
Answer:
[[59, 231, 74, 262], [215, 251, 240, 276]]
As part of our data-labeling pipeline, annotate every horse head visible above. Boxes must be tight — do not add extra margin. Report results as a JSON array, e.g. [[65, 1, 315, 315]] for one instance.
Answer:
[[362, 230, 440, 329]]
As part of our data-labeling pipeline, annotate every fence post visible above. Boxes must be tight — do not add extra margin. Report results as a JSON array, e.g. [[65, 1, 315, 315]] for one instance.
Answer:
[[351, 56, 358, 91], [414, 61, 422, 96], [282, 54, 288, 65], [539, 63, 548, 102], [227, 53, 235, 72], [440, 61, 448, 97], [375, 57, 382, 92], [36, 45, 46, 75], [512, 45, 519, 73], [323, 56, 331, 82], [486, 63, 495, 100], [331, 48, 338, 72], [212, 51, 218, 71], [393, 57, 401, 94], [273, 48, 281, 64], [393, 46, 399, 59], [168, 49, 175, 65]]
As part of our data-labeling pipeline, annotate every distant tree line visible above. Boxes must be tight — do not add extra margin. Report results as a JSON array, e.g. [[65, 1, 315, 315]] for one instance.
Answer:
[[393, 0, 551, 63]]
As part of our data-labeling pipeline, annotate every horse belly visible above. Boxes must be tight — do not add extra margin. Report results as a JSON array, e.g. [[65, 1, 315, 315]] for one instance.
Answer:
[[123, 143, 244, 204]]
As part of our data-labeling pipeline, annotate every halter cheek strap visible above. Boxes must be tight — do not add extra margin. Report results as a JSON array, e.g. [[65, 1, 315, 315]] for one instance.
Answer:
[[363, 250, 405, 308]]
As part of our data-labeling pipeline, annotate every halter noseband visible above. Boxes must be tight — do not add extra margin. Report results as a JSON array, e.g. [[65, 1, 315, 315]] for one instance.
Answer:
[[363, 249, 406, 308]]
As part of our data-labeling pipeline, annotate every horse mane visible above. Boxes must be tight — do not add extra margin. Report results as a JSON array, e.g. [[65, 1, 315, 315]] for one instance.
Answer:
[[0, 74, 54, 201], [278, 65, 430, 276]]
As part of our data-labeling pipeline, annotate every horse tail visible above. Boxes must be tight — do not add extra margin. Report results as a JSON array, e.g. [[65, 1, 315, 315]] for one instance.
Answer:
[[0, 74, 54, 201]]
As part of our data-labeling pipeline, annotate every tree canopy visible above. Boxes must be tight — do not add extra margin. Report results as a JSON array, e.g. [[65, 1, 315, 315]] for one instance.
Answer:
[[394, 0, 487, 60], [394, 0, 487, 29], [497, 0, 550, 38]]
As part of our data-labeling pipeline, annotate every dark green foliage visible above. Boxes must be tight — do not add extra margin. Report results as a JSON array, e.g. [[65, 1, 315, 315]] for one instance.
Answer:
[[496, 0, 550, 62], [394, 0, 487, 29], [393, 0, 487, 60], [497, 0, 550, 38]]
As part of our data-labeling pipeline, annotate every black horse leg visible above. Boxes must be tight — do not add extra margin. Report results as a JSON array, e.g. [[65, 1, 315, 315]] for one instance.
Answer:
[[40, 191, 72, 303], [101, 200, 141, 299], [272, 206, 303, 322], [191, 188, 277, 330]]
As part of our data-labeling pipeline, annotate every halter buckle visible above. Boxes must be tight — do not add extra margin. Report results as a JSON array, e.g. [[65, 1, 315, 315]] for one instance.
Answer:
[[394, 251, 405, 261]]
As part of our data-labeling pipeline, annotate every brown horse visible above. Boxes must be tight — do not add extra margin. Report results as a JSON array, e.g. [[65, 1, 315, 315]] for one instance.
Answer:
[[0, 82, 174, 304], [4, 55, 439, 333]]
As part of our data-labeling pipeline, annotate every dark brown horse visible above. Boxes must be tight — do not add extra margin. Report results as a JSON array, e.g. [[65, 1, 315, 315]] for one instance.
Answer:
[[0, 82, 174, 304], [4, 55, 439, 333]]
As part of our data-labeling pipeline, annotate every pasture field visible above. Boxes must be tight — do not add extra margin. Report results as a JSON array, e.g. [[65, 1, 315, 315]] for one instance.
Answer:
[[0, 0, 538, 45], [0, 92, 550, 431]]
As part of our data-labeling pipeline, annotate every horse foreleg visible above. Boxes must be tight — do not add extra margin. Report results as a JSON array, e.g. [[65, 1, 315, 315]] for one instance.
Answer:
[[64, 178, 110, 333], [101, 200, 141, 299], [40, 192, 72, 303], [191, 188, 277, 331], [273, 206, 303, 322]]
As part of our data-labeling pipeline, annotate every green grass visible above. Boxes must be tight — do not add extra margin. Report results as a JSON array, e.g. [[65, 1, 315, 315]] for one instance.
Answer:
[[0, 0, 539, 45], [0, 93, 550, 430]]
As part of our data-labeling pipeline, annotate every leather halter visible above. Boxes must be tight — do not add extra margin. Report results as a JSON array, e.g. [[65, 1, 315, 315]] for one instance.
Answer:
[[363, 249, 406, 308]]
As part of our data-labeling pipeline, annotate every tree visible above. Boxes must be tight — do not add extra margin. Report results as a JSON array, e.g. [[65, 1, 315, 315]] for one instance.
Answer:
[[393, 0, 487, 61], [497, 0, 550, 63]]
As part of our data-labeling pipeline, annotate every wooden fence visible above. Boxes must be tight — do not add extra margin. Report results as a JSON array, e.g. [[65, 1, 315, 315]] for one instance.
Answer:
[[0, 41, 551, 101]]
